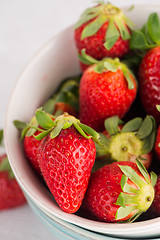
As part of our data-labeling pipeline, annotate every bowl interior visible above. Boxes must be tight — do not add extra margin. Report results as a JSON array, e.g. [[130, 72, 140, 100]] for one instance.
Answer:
[[4, 4, 160, 239]]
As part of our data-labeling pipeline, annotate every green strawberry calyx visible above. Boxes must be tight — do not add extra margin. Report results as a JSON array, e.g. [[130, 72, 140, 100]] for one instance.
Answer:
[[25, 109, 101, 144], [75, 1, 134, 50], [0, 129, 4, 147], [79, 49, 136, 90], [42, 75, 80, 114], [94, 115, 156, 170], [115, 159, 157, 222], [130, 12, 160, 54], [14, 116, 39, 140], [0, 156, 15, 179]]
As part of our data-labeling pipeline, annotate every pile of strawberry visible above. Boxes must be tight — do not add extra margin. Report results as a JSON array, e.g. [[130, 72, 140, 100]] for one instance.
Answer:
[[0, 130, 26, 210], [15, 2, 160, 223]]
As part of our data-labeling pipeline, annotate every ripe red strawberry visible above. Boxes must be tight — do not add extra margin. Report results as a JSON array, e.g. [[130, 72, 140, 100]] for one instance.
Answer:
[[79, 56, 137, 131], [33, 110, 100, 213], [42, 75, 80, 116], [130, 13, 160, 124], [138, 46, 160, 124], [94, 115, 155, 170], [0, 154, 26, 210], [53, 102, 78, 118], [154, 126, 160, 162], [23, 130, 42, 174], [74, 2, 133, 71], [149, 175, 160, 216], [83, 160, 156, 223], [14, 117, 42, 174]]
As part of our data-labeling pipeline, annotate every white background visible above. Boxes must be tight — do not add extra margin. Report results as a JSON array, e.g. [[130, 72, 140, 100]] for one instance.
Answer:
[[1, 0, 160, 239]]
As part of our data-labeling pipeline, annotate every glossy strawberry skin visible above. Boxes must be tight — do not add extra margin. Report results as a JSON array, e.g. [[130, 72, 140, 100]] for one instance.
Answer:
[[83, 161, 142, 222], [154, 126, 160, 162], [79, 66, 137, 131], [24, 130, 42, 174], [39, 126, 96, 213], [54, 102, 78, 118], [74, 20, 130, 71], [0, 154, 26, 210], [150, 175, 160, 216], [138, 46, 160, 124]]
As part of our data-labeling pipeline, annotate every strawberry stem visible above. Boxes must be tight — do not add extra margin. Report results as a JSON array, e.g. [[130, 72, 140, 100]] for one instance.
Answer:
[[33, 109, 101, 144], [115, 160, 156, 221], [75, 2, 134, 49]]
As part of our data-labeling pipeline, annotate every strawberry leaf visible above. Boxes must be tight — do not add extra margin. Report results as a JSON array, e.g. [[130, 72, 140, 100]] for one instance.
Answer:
[[21, 126, 30, 140], [13, 120, 28, 130], [42, 98, 56, 114], [115, 205, 138, 220], [130, 30, 150, 50], [26, 127, 37, 137], [78, 53, 93, 65], [74, 6, 101, 29], [104, 116, 122, 136], [0, 129, 3, 146], [115, 19, 130, 40], [121, 175, 138, 194], [136, 115, 153, 139], [0, 156, 14, 179], [136, 159, 150, 184], [140, 116, 156, 154], [122, 15, 134, 29], [150, 171, 157, 188], [35, 109, 55, 130], [73, 123, 91, 140], [34, 129, 51, 140], [81, 15, 107, 40], [104, 20, 120, 50], [130, 12, 160, 52], [94, 63, 106, 73], [50, 121, 66, 139], [94, 133, 110, 159], [78, 122, 100, 143], [116, 192, 125, 208], [147, 13, 160, 44], [78, 49, 99, 66], [118, 164, 144, 188], [81, 49, 99, 64], [104, 60, 119, 72], [121, 117, 142, 133], [156, 104, 160, 112]]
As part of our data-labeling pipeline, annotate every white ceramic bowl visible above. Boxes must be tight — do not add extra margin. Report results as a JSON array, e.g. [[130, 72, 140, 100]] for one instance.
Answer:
[[4, 4, 160, 239]]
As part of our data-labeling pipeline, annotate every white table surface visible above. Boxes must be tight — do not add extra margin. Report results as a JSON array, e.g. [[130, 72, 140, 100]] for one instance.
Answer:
[[1, 0, 160, 239]]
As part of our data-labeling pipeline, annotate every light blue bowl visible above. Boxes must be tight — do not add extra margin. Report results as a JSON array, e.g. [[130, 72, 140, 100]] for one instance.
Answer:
[[27, 195, 124, 240]]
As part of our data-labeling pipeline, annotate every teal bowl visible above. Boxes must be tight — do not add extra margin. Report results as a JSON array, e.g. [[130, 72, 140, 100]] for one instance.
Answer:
[[27, 195, 125, 240]]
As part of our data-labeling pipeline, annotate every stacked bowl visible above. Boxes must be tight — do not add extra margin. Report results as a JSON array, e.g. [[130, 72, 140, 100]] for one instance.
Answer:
[[4, 5, 160, 240]]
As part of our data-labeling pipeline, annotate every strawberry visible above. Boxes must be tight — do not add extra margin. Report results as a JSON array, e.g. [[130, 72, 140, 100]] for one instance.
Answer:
[[83, 159, 157, 223], [79, 53, 137, 131], [0, 130, 26, 210], [42, 75, 80, 116], [14, 117, 42, 174], [154, 126, 160, 162], [32, 109, 100, 213], [53, 102, 77, 117], [130, 13, 160, 124], [0, 132, 26, 210], [74, 2, 134, 71], [94, 115, 156, 171], [149, 175, 160, 216], [138, 46, 160, 124]]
